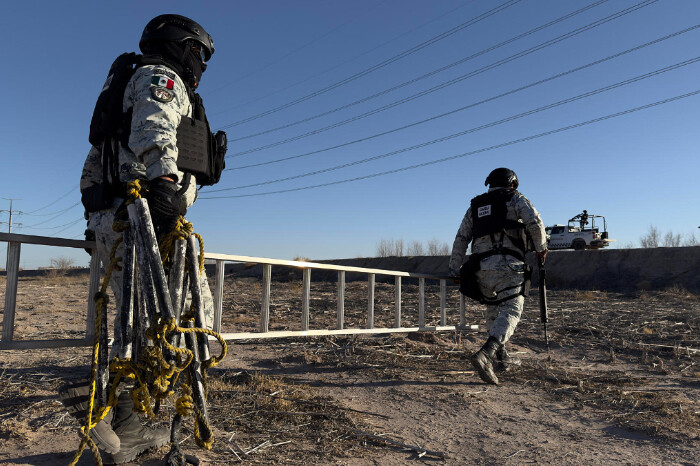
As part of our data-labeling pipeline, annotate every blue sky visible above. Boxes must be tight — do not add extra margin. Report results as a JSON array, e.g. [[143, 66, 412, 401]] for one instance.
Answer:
[[2, 0, 699, 269]]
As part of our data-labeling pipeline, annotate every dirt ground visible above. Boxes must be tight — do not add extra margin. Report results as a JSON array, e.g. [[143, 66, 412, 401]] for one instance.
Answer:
[[0, 272, 698, 465]]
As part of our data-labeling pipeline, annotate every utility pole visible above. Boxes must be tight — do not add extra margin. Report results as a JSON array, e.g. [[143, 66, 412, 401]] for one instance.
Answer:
[[0, 198, 23, 233]]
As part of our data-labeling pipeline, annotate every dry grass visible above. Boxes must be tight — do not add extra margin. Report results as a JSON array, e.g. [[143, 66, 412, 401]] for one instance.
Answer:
[[516, 360, 699, 440], [0, 273, 698, 463], [662, 284, 698, 299], [199, 369, 373, 463], [570, 290, 608, 301]]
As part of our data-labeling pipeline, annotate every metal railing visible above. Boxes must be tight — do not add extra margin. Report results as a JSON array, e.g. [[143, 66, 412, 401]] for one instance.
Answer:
[[0, 232, 100, 350], [206, 253, 476, 341], [0, 233, 476, 350]]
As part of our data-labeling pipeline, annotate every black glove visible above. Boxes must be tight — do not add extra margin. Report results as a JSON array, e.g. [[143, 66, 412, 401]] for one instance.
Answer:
[[84, 229, 96, 255], [145, 178, 184, 237]]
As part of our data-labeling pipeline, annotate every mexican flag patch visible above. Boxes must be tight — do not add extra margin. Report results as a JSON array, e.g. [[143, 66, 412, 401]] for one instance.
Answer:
[[151, 75, 174, 89]]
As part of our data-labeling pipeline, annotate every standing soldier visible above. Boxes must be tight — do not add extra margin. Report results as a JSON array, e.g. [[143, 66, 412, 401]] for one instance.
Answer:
[[61, 14, 224, 464], [569, 210, 589, 230], [449, 168, 547, 385]]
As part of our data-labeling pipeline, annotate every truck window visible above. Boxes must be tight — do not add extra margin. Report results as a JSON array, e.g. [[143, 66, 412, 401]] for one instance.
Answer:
[[551, 226, 564, 234]]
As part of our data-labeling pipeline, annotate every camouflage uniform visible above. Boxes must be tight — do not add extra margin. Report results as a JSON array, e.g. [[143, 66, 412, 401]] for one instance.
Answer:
[[449, 188, 547, 345], [81, 64, 213, 357]]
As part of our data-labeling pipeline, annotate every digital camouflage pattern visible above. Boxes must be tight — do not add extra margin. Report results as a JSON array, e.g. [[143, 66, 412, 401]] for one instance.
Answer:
[[449, 187, 547, 345], [80, 64, 198, 210], [81, 62, 212, 357], [88, 209, 214, 358]]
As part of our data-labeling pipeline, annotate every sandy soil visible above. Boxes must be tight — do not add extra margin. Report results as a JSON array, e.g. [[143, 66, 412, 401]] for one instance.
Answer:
[[0, 272, 698, 465]]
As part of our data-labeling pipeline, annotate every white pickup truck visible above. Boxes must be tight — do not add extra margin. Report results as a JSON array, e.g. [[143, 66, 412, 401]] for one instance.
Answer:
[[545, 213, 614, 250]]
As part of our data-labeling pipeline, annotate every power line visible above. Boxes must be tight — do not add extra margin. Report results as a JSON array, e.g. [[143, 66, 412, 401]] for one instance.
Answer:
[[23, 185, 79, 214], [220, 0, 523, 128], [222, 24, 700, 172], [226, 0, 611, 141], [0, 198, 23, 233], [21, 201, 82, 228], [209, 0, 496, 116], [199, 89, 700, 199], [23, 215, 85, 231], [225, 0, 659, 158], [209, 57, 700, 192], [211, 1, 389, 92], [51, 217, 86, 236]]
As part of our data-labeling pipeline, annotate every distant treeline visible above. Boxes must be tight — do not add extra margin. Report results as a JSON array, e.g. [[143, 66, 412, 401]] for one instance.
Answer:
[[375, 237, 450, 257]]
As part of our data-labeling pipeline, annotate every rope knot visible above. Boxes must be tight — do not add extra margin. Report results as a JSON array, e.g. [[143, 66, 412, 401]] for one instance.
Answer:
[[126, 180, 143, 201]]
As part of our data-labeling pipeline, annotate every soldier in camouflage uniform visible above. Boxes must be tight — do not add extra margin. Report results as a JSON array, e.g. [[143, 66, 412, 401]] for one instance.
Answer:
[[66, 15, 217, 464], [449, 168, 547, 385]]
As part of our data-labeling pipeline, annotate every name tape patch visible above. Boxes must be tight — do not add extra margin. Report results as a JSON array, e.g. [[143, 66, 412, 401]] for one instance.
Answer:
[[478, 205, 492, 218]]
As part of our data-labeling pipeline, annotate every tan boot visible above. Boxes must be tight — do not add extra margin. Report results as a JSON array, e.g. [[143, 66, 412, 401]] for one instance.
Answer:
[[58, 379, 120, 454], [102, 391, 170, 464]]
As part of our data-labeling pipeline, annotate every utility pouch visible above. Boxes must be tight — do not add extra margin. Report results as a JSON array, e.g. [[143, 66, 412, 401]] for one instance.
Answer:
[[459, 255, 485, 303], [175, 94, 226, 186], [81, 184, 115, 213], [176, 115, 211, 180]]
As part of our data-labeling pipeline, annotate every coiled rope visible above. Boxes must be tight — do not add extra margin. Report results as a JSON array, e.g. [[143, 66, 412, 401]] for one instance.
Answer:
[[70, 180, 227, 464]]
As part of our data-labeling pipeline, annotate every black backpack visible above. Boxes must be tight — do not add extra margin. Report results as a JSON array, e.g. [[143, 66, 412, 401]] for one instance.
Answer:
[[88, 52, 226, 189]]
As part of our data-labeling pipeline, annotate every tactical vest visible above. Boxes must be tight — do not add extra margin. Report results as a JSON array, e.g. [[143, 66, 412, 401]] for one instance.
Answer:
[[470, 189, 524, 239], [459, 189, 532, 304], [83, 52, 226, 213]]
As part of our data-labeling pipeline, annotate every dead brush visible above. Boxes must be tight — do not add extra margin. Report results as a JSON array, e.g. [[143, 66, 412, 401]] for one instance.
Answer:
[[518, 360, 699, 441], [572, 290, 607, 301], [204, 369, 372, 463], [662, 284, 698, 300], [289, 279, 304, 295], [44, 267, 68, 285]]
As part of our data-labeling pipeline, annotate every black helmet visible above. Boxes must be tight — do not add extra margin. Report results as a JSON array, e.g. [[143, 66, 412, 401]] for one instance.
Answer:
[[140, 14, 214, 61], [485, 167, 518, 189]]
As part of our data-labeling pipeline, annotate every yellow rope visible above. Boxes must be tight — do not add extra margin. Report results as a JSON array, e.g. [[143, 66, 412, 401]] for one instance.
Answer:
[[69, 238, 123, 466], [70, 179, 228, 464]]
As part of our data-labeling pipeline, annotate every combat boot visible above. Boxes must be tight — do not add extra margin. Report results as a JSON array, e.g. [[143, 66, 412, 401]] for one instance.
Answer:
[[470, 336, 500, 385], [102, 390, 170, 464], [58, 379, 120, 454], [495, 344, 522, 372]]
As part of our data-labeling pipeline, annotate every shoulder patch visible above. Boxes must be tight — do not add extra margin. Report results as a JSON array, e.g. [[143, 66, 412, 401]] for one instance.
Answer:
[[151, 75, 174, 90], [152, 68, 177, 81], [151, 86, 174, 102]]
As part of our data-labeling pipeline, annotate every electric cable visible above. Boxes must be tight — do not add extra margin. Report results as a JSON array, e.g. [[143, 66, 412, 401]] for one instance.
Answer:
[[22, 201, 82, 228], [51, 218, 86, 236], [24, 215, 85, 231], [23, 185, 79, 214], [210, 0, 477, 115], [208, 56, 700, 192], [24, 198, 82, 217], [199, 89, 700, 199], [227, 0, 611, 142], [211, 1, 388, 92], [221, 0, 522, 128], [225, 0, 658, 158], [223, 24, 699, 172]]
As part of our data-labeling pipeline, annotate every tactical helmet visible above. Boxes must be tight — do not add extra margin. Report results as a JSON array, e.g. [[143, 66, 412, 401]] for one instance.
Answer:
[[485, 167, 519, 189], [140, 14, 214, 61]]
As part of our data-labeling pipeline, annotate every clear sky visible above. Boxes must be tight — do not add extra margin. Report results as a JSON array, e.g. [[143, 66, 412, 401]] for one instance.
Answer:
[[2, 0, 699, 269]]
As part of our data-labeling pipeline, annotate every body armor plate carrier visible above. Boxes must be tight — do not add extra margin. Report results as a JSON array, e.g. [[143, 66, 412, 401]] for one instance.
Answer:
[[82, 52, 226, 214], [459, 189, 532, 304]]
